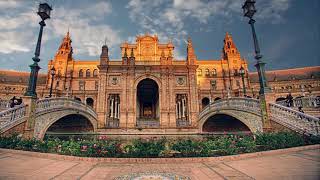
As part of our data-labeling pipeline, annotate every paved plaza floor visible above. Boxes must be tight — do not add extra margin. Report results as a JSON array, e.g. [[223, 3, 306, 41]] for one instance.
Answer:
[[0, 147, 319, 180]]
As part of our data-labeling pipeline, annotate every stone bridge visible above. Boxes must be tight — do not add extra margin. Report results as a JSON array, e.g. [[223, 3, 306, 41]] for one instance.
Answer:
[[199, 97, 320, 136], [0, 98, 97, 139], [0, 97, 319, 139]]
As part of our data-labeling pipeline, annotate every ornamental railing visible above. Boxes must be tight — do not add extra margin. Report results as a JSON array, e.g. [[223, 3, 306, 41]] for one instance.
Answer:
[[269, 103, 320, 136], [276, 96, 320, 108], [0, 99, 10, 109], [199, 97, 261, 118], [36, 97, 97, 119], [106, 119, 120, 128], [176, 119, 189, 127], [136, 119, 160, 128], [0, 105, 28, 132]]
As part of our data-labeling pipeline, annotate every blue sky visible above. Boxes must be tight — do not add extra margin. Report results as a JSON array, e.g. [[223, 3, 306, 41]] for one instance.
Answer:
[[0, 0, 319, 73]]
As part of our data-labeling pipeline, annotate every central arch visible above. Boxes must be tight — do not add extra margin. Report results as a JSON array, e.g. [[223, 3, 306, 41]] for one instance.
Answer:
[[136, 78, 159, 121]]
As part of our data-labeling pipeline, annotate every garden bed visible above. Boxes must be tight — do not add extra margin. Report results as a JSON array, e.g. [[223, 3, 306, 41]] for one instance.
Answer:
[[0, 132, 319, 158]]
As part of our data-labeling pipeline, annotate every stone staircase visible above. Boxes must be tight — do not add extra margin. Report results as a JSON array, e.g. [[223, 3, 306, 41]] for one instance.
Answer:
[[269, 103, 319, 136], [0, 105, 28, 133]]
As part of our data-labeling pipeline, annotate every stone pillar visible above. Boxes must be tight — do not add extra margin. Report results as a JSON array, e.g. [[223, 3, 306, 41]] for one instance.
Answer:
[[182, 98, 185, 118], [22, 96, 37, 139], [110, 97, 114, 118], [188, 67, 199, 127], [96, 73, 107, 128]]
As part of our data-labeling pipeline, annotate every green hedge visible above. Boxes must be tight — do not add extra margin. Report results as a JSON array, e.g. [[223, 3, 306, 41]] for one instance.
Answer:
[[0, 132, 318, 158]]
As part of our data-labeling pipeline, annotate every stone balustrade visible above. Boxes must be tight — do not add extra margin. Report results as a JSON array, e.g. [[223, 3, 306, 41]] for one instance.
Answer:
[[136, 120, 160, 128], [199, 97, 261, 118], [36, 97, 97, 118], [0, 105, 27, 131], [269, 103, 320, 136], [106, 119, 120, 128], [277, 96, 320, 108], [0, 99, 10, 109], [176, 119, 189, 127]]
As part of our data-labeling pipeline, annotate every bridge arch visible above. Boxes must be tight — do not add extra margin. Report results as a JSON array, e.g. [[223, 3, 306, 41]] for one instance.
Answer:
[[34, 109, 97, 139], [199, 110, 262, 133], [202, 113, 251, 133], [33, 98, 98, 139], [198, 98, 264, 133]]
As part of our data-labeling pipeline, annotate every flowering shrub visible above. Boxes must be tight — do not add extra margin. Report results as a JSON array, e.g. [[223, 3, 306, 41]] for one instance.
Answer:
[[0, 132, 317, 158]]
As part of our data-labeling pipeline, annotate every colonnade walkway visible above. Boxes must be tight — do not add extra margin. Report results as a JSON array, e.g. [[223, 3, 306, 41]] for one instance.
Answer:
[[0, 146, 319, 180]]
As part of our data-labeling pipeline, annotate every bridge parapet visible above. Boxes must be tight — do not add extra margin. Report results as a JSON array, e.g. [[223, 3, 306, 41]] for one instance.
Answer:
[[200, 97, 261, 118], [269, 103, 320, 136], [36, 97, 97, 118], [0, 105, 28, 133], [277, 96, 320, 108]]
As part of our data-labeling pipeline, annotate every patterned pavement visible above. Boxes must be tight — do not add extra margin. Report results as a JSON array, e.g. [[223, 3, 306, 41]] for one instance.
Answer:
[[0, 148, 319, 180]]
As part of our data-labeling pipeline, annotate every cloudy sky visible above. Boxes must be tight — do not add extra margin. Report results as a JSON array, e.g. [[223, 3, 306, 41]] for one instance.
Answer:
[[0, 0, 319, 73]]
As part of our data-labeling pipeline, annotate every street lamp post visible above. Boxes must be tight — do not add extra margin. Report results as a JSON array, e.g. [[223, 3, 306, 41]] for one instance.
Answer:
[[242, 0, 271, 130], [25, 3, 52, 98], [49, 67, 56, 97], [239, 66, 247, 96]]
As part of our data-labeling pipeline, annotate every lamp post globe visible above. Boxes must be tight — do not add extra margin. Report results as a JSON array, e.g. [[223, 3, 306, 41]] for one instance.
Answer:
[[25, 3, 52, 98]]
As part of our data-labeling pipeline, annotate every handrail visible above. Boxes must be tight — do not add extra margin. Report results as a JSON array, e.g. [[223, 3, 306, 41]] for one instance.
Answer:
[[36, 97, 97, 118], [199, 97, 261, 118], [0, 99, 10, 109], [269, 103, 319, 136], [276, 96, 320, 108], [0, 105, 28, 131]]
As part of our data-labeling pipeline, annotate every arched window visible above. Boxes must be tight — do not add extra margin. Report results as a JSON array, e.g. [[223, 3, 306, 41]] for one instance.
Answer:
[[205, 69, 210, 76], [86, 69, 90, 78], [79, 69, 83, 77], [212, 69, 217, 77], [201, 97, 210, 109], [93, 69, 98, 77], [86, 98, 94, 108]]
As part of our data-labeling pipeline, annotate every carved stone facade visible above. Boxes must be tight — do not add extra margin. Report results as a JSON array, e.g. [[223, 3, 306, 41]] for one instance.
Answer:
[[0, 32, 319, 133]]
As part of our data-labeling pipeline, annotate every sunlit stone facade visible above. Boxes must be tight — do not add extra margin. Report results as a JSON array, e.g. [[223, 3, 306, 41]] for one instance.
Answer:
[[0, 32, 319, 131]]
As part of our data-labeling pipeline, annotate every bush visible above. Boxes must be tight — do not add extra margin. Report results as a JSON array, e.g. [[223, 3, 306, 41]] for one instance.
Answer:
[[0, 132, 314, 158], [256, 131, 305, 150], [124, 138, 165, 157], [171, 139, 202, 157]]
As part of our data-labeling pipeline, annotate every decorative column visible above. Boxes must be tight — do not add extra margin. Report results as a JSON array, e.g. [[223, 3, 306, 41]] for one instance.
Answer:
[[110, 97, 114, 118]]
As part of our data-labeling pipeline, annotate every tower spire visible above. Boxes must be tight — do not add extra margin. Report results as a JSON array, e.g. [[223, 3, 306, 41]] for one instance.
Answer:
[[187, 37, 196, 65]]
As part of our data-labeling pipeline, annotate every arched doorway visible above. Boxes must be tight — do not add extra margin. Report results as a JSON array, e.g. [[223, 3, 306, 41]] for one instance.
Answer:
[[201, 97, 210, 109], [202, 114, 251, 134], [45, 114, 94, 137], [86, 98, 94, 108], [136, 78, 159, 124]]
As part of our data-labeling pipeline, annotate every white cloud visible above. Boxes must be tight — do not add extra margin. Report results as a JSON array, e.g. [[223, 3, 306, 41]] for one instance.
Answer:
[[0, 1, 122, 57], [47, 3, 122, 57]]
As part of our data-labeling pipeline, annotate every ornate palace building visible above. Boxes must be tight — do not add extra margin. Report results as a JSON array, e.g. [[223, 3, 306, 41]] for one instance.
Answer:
[[0, 32, 319, 130]]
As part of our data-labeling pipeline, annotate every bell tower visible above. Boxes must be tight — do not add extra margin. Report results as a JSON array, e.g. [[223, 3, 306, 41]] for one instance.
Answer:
[[48, 31, 74, 92], [221, 32, 249, 94]]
